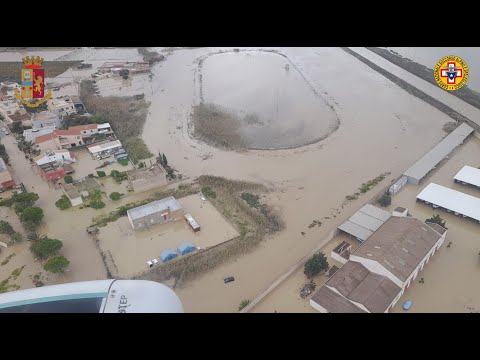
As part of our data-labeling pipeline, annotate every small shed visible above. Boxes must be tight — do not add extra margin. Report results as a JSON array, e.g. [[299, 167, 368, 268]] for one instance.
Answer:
[[160, 249, 178, 262], [178, 242, 197, 256]]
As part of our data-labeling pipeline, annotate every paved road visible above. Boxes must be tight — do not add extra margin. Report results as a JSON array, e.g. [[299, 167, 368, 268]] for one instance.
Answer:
[[349, 47, 480, 128]]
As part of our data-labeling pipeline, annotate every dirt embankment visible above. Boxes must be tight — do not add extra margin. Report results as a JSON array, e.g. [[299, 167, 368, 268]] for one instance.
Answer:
[[366, 47, 480, 111], [136, 176, 283, 287], [341, 48, 479, 132]]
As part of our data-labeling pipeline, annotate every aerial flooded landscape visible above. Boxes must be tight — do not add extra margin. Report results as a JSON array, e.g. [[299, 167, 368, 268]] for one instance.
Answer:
[[0, 46, 479, 313]]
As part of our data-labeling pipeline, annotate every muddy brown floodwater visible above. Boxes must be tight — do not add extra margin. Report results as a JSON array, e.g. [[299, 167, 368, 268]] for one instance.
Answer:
[[196, 50, 339, 149]]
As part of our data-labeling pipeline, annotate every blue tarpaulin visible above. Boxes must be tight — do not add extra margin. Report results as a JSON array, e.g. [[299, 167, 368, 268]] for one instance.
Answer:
[[178, 242, 197, 256], [160, 249, 178, 262]]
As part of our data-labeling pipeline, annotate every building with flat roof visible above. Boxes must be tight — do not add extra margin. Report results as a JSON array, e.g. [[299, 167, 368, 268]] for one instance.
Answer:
[[23, 126, 56, 143], [310, 216, 447, 313], [62, 183, 83, 206], [31, 111, 61, 130], [454, 165, 480, 190], [0, 158, 15, 190], [126, 163, 167, 193], [127, 196, 183, 230], [403, 123, 474, 185], [87, 140, 123, 157], [416, 183, 480, 223], [73, 178, 102, 197]]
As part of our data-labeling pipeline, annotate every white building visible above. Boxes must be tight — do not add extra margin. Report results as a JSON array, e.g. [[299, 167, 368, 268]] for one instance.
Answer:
[[47, 98, 76, 116], [310, 216, 447, 313], [87, 140, 123, 157], [34, 150, 76, 166], [23, 126, 57, 143], [62, 183, 83, 207]]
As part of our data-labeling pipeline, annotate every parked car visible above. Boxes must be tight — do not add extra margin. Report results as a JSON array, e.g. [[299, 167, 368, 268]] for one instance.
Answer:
[[224, 277, 235, 284]]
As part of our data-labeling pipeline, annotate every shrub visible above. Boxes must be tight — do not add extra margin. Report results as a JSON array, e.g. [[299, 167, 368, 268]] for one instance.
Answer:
[[109, 192, 122, 201], [239, 299, 251, 311], [426, 214, 447, 229], [44, 256, 70, 274], [30, 237, 63, 259], [378, 192, 392, 207], [11, 233, 22, 243], [241, 192, 261, 208], [20, 207, 44, 231], [96, 170, 106, 177], [304, 252, 329, 279], [55, 195, 72, 210], [64, 175, 73, 184], [201, 186, 217, 199], [0, 221, 14, 236], [118, 159, 129, 166]]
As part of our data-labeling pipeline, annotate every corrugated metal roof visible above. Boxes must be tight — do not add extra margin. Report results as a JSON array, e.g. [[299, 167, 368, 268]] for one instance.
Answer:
[[127, 196, 182, 221], [454, 165, 480, 188], [403, 123, 473, 182], [417, 183, 480, 222], [338, 220, 373, 241], [87, 140, 122, 154], [338, 204, 391, 242]]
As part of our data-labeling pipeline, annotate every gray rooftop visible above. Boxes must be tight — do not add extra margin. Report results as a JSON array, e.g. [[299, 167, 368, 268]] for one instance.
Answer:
[[0, 158, 7, 172], [23, 126, 56, 143], [403, 123, 473, 182], [127, 196, 182, 221], [338, 204, 391, 242]]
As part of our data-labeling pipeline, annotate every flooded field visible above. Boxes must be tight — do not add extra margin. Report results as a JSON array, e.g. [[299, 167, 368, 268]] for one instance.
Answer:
[[195, 50, 339, 149], [97, 194, 239, 277]]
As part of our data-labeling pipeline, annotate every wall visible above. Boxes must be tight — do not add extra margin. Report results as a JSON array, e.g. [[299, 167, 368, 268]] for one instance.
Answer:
[[132, 209, 173, 230], [331, 251, 348, 265], [131, 175, 168, 193], [389, 175, 408, 195]]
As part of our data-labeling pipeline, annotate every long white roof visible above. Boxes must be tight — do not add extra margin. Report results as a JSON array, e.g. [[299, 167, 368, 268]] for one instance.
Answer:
[[403, 123, 474, 182], [417, 183, 480, 222], [454, 165, 480, 187], [88, 140, 122, 154]]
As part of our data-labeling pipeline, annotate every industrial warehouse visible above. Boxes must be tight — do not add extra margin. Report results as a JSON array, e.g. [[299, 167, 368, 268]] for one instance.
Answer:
[[310, 216, 447, 313], [453, 165, 480, 190]]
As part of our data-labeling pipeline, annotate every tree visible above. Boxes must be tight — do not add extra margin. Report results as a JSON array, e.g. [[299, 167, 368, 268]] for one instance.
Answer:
[[238, 299, 251, 311], [30, 237, 63, 259], [304, 252, 329, 279], [0, 221, 14, 236], [11, 192, 39, 214], [44, 256, 70, 274], [20, 207, 44, 231], [89, 189, 106, 209], [0, 143, 9, 164], [119, 69, 129, 80], [96, 170, 106, 177], [157, 152, 163, 165], [162, 154, 168, 166], [64, 175, 73, 184], [55, 195, 72, 210], [12, 121, 23, 134], [378, 192, 392, 207], [109, 192, 122, 201], [426, 214, 447, 229]]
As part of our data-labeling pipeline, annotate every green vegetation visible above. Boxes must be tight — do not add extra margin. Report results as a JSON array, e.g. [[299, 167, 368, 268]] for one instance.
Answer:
[[135, 176, 283, 286], [378, 192, 392, 207], [0, 267, 24, 293], [308, 220, 322, 228], [44, 256, 70, 274], [109, 192, 122, 201], [89, 190, 106, 209], [1, 253, 15, 266], [426, 214, 447, 229], [61, 114, 107, 129], [240, 192, 263, 209], [30, 237, 63, 259], [96, 170, 106, 178], [11, 233, 22, 243], [64, 175, 73, 184], [11, 121, 23, 134], [123, 137, 153, 164], [119, 69, 129, 80], [91, 183, 199, 228], [80, 80, 152, 164], [304, 252, 329, 279], [162, 154, 168, 166], [0, 192, 39, 213], [0, 61, 81, 83], [0, 143, 9, 164], [0, 221, 14, 236], [55, 195, 72, 210], [239, 299, 251, 311], [359, 173, 390, 193], [20, 207, 44, 231], [110, 170, 128, 183], [118, 159, 129, 166], [201, 186, 217, 199]]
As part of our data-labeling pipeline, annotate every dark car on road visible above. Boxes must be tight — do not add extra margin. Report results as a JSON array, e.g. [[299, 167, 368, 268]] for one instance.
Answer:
[[224, 277, 235, 284]]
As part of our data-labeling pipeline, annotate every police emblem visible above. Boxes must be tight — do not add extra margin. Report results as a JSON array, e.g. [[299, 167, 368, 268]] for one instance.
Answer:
[[433, 55, 469, 91], [14, 56, 52, 107]]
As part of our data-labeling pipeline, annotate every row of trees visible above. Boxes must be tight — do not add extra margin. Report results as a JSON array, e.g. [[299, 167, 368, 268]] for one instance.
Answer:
[[30, 236, 70, 273], [0, 192, 44, 231]]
